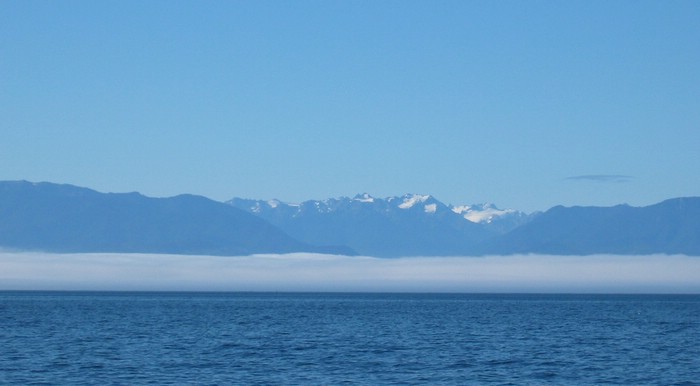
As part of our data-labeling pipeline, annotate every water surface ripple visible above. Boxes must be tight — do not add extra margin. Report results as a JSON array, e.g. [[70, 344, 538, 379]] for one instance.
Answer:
[[1, 292, 698, 384]]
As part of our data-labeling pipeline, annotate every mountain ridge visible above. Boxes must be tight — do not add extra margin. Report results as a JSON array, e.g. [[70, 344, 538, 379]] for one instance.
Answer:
[[1, 180, 698, 257], [0, 180, 354, 256], [488, 197, 700, 256], [227, 194, 531, 257], [228, 193, 700, 257]]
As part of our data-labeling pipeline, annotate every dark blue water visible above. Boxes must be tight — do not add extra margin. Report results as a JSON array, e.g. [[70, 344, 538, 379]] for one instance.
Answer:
[[1, 292, 698, 385]]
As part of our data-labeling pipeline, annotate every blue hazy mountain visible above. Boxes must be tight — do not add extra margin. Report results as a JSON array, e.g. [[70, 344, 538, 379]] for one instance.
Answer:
[[230, 194, 700, 257], [3, 180, 697, 257], [488, 197, 700, 255], [0, 181, 354, 256], [228, 194, 528, 257]]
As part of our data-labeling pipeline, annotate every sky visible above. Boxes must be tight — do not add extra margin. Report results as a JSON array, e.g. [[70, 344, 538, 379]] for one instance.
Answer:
[[1, 1, 699, 212], [2, 252, 700, 293]]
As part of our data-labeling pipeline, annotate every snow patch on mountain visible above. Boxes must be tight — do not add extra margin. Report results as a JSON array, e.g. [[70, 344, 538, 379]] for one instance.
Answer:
[[451, 204, 518, 224], [354, 193, 375, 203], [398, 194, 431, 209], [228, 194, 530, 234]]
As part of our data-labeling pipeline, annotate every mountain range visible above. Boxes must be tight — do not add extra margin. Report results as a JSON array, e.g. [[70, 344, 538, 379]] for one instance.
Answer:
[[1, 180, 699, 257], [228, 194, 530, 257], [489, 198, 700, 255], [0, 181, 352, 256]]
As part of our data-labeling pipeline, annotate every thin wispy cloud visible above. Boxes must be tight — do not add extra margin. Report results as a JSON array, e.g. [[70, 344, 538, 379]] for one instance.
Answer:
[[1, 252, 699, 293], [566, 175, 634, 183]]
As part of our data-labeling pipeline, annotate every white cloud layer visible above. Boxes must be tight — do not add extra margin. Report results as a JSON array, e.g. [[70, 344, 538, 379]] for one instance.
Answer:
[[1, 252, 699, 293]]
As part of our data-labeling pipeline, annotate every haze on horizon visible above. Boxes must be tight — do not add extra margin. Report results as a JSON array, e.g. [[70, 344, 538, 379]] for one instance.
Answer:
[[1, 1, 699, 213], [1, 252, 699, 294]]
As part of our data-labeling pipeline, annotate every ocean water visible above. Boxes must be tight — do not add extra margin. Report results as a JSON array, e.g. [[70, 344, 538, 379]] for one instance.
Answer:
[[1, 292, 698, 385]]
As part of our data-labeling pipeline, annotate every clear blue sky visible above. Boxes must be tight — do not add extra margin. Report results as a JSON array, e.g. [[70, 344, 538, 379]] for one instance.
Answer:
[[2, 1, 698, 212]]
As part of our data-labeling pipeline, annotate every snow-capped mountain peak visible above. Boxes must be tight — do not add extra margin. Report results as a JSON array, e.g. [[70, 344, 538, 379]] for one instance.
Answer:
[[227, 194, 530, 234], [394, 194, 445, 214], [398, 194, 432, 209], [353, 193, 375, 203], [451, 203, 519, 224]]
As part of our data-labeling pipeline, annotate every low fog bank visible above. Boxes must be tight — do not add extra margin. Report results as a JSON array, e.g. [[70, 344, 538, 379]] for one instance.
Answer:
[[1, 252, 699, 293]]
